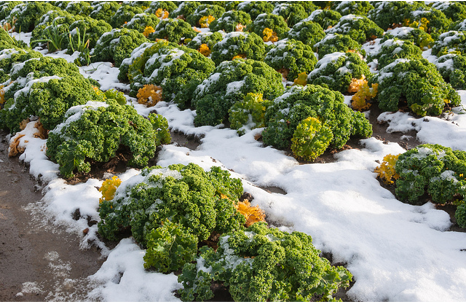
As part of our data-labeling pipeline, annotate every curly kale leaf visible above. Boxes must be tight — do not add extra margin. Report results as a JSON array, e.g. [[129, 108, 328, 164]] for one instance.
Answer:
[[308, 52, 372, 94], [211, 32, 266, 65], [192, 59, 284, 126], [265, 38, 317, 81], [372, 58, 460, 116], [143, 220, 198, 273], [178, 222, 352, 302]]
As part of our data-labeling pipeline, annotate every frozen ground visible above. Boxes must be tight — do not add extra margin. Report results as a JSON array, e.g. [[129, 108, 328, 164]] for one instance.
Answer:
[[3, 32, 466, 302]]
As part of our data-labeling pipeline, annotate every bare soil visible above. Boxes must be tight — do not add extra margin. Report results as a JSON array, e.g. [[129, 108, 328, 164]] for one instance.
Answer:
[[0, 133, 104, 302]]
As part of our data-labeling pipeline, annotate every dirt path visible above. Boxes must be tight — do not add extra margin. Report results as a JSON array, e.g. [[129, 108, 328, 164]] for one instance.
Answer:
[[0, 134, 104, 301]]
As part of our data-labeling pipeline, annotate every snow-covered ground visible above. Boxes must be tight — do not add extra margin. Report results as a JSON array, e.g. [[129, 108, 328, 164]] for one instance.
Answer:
[[5, 33, 466, 302]]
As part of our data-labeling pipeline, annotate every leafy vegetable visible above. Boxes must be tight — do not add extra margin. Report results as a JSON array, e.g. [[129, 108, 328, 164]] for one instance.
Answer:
[[211, 32, 266, 65], [286, 20, 324, 48], [98, 163, 246, 272], [263, 85, 372, 155], [46, 99, 170, 178], [192, 59, 284, 126], [308, 52, 372, 94], [178, 222, 352, 302], [371, 58, 460, 116], [247, 13, 290, 41], [264, 38, 317, 81], [127, 41, 215, 109]]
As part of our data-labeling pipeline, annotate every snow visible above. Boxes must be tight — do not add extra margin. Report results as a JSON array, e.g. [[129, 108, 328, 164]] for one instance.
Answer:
[[5, 27, 466, 302], [79, 62, 130, 91]]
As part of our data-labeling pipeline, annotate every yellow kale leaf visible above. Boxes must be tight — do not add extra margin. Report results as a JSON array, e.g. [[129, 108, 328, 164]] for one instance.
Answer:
[[99, 176, 122, 203]]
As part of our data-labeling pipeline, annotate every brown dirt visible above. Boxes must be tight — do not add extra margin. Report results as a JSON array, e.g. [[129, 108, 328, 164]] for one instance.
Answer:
[[0, 133, 104, 301]]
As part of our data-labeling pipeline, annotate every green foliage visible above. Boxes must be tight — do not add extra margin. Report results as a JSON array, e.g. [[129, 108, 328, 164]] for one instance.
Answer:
[[436, 54, 466, 89], [145, 1, 178, 14], [286, 20, 325, 48], [200, 1, 228, 8], [118, 41, 155, 82], [78, 28, 147, 67], [178, 222, 352, 302], [32, 9, 72, 35], [224, 1, 242, 11], [0, 28, 29, 50], [66, 17, 112, 52], [372, 58, 460, 116], [326, 14, 384, 44], [209, 10, 252, 33], [109, 5, 144, 28], [367, 38, 423, 70], [247, 13, 290, 40], [236, 1, 274, 20], [272, 3, 309, 27], [455, 204, 466, 228], [148, 113, 172, 145], [186, 4, 225, 27], [8, 2, 57, 33], [89, 2, 122, 24], [211, 32, 266, 65], [229, 93, 268, 134], [58, 1, 91, 16], [405, 7, 451, 39], [395, 144, 466, 207], [0, 1, 21, 21], [103, 89, 126, 106], [314, 33, 364, 59], [144, 219, 198, 273], [304, 9, 342, 29], [333, 1, 374, 16], [32, 14, 75, 52], [98, 163, 246, 272], [169, 1, 201, 19], [264, 39, 317, 81], [46, 101, 170, 178], [291, 117, 333, 161], [351, 110, 373, 138], [192, 59, 284, 126], [308, 52, 372, 94], [384, 27, 434, 50], [432, 31, 466, 57], [0, 57, 101, 133], [122, 13, 160, 33], [295, 1, 319, 15], [127, 41, 215, 109], [186, 31, 224, 51], [368, 1, 426, 30], [431, 1, 466, 20], [263, 85, 372, 151], [150, 18, 197, 44]]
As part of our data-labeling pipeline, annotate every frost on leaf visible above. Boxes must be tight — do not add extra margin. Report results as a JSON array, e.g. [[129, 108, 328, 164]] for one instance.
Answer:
[[137, 84, 163, 107]]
